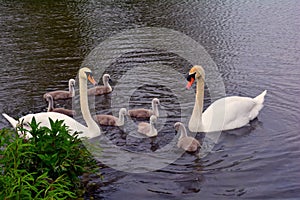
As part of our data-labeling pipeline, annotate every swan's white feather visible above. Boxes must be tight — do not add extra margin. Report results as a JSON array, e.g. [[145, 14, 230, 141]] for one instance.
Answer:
[[3, 112, 93, 139], [198, 91, 267, 132], [2, 113, 18, 128]]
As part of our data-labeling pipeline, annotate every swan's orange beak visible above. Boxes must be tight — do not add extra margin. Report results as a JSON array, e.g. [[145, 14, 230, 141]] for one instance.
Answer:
[[87, 74, 97, 86], [186, 77, 194, 89], [186, 73, 196, 89]]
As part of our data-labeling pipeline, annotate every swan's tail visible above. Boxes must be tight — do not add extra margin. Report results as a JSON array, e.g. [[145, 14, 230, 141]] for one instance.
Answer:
[[250, 90, 267, 120], [254, 90, 267, 104], [2, 113, 18, 128]]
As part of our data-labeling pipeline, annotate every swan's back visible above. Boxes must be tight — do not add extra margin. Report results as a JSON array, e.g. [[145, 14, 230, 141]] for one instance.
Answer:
[[20, 112, 89, 137], [43, 90, 72, 100], [128, 108, 153, 118], [137, 121, 157, 137], [177, 137, 200, 152], [93, 114, 118, 126], [43, 79, 75, 100], [88, 86, 112, 96], [202, 91, 267, 132], [49, 108, 75, 117], [138, 122, 151, 134]]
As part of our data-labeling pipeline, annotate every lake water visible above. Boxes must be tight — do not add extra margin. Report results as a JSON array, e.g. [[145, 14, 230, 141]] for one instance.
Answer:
[[0, 1, 300, 199]]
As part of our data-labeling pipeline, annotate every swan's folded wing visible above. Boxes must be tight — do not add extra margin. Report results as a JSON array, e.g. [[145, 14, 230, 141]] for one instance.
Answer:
[[202, 96, 257, 131]]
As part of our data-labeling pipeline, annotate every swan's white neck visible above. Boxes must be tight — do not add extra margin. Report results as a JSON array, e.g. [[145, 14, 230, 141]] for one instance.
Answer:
[[79, 76, 100, 137], [178, 124, 188, 140], [69, 80, 75, 97], [116, 111, 125, 126], [149, 120, 157, 136], [103, 76, 112, 90], [188, 76, 204, 132], [47, 95, 54, 112], [152, 102, 159, 117]]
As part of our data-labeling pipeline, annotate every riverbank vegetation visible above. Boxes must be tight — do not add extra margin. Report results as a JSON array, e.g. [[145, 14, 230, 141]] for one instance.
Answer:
[[0, 118, 100, 199]]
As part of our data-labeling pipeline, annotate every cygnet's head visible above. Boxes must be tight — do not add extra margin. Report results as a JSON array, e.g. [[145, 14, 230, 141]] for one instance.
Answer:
[[69, 79, 76, 87], [119, 108, 127, 116], [44, 94, 53, 102], [152, 98, 160, 105], [103, 74, 111, 83], [174, 122, 184, 132]]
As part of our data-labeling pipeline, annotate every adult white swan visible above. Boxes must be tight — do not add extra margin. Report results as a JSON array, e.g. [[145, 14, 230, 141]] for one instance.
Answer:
[[186, 65, 267, 133], [2, 67, 101, 139]]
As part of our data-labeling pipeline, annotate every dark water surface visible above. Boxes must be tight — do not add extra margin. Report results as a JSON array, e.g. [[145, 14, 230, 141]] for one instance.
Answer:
[[1, 1, 300, 199]]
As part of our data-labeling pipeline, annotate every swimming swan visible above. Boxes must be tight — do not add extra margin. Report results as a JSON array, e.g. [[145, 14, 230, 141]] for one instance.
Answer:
[[43, 78, 76, 100], [175, 122, 200, 152], [137, 115, 158, 137], [88, 74, 112, 95], [186, 65, 267, 132], [93, 108, 127, 126], [2, 67, 101, 139], [45, 94, 76, 117], [128, 98, 160, 118]]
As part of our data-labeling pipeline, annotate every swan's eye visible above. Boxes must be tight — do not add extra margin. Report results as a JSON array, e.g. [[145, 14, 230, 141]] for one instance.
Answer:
[[85, 72, 92, 77], [187, 73, 196, 81]]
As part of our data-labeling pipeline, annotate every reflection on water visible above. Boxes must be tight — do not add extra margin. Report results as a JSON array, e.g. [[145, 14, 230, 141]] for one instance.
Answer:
[[1, 0, 300, 199]]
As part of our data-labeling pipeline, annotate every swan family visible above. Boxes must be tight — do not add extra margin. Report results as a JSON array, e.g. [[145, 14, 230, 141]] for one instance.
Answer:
[[3, 68, 100, 139], [2, 65, 267, 153]]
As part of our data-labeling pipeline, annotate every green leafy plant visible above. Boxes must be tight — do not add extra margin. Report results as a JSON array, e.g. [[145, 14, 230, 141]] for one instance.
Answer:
[[0, 117, 100, 199]]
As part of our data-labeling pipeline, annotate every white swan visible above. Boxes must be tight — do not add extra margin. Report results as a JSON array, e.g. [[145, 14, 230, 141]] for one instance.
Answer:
[[45, 94, 76, 117], [137, 115, 158, 137], [93, 108, 127, 126], [175, 122, 200, 152], [2, 67, 101, 139], [43, 79, 75, 100], [88, 74, 112, 96], [128, 98, 160, 118], [186, 65, 267, 132]]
